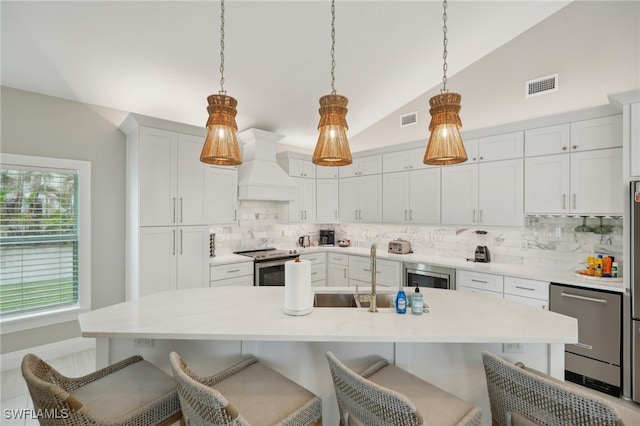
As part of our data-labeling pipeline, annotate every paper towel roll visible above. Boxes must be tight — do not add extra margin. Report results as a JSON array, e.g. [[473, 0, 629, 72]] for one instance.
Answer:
[[284, 259, 313, 316]]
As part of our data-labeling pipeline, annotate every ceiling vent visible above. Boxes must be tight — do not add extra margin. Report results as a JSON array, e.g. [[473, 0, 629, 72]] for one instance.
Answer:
[[526, 73, 558, 98], [400, 111, 418, 127]]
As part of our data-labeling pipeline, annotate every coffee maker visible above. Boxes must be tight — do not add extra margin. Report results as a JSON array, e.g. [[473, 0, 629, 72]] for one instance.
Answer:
[[319, 229, 335, 246]]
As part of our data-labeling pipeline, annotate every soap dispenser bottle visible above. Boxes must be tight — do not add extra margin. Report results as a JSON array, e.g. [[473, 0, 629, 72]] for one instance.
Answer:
[[411, 285, 423, 315], [396, 287, 407, 314]]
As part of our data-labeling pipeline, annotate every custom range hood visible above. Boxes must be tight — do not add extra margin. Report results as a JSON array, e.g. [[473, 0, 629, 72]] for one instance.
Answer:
[[237, 128, 297, 201]]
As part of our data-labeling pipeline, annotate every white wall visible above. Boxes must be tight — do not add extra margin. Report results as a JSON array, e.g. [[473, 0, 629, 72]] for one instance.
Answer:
[[0, 87, 127, 354], [350, 1, 640, 152]]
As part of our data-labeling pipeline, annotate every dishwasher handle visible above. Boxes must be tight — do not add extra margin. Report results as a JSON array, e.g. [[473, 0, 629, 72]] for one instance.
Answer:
[[561, 292, 607, 304]]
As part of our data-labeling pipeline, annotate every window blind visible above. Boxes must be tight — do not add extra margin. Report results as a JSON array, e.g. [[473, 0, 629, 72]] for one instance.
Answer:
[[0, 166, 79, 317]]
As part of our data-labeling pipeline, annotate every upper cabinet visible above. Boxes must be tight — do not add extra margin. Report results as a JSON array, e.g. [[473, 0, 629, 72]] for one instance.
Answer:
[[383, 168, 440, 224], [133, 126, 237, 227], [277, 156, 316, 178], [477, 131, 524, 162], [382, 148, 431, 173], [340, 174, 383, 222], [316, 166, 339, 179], [339, 155, 383, 177], [524, 116, 623, 215], [316, 178, 340, 223]]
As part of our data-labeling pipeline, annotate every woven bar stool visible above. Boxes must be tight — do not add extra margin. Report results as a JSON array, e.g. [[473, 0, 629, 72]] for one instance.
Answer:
[[482, 351, 640, 426], [169, 351, 322, 426], [326, 351, 482, 426], [21, 353, 182, 426]]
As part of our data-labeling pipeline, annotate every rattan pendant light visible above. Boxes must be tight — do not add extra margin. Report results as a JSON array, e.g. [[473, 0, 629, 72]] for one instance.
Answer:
[[200, 0, 242, 166], [424, 0, 467, 166], [312, 0, 352, 167]]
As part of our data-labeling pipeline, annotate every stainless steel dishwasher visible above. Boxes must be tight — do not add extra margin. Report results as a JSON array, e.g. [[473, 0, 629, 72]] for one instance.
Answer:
[[549, 283, 622, 396]]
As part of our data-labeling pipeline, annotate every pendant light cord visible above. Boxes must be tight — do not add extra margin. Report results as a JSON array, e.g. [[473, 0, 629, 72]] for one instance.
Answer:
[[330, 0, 336, 94], [219, 0, 226, 94], [441, 0, 448, 93]]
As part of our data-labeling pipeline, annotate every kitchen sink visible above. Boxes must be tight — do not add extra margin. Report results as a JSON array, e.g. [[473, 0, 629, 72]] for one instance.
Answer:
[[313, 292, 395, 308]]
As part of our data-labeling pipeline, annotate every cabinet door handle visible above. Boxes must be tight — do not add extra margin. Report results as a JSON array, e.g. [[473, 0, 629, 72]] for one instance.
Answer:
[[404, 210, 408, 221], [355, 210, 358, 220], [359, 210, 362, 220], [343, 269, 347, 278], [572, 194, 577, 210], [234, 210, 237, 221], [471, 279, 488, 284], [473, 209, 476, 223], [180, 198, 183, 223], [561, 292, 607, 304], [409, 210, 413, 221], [479, 209, 483, 223], [515, 286, 535, 291], [572, 145, 578, 150], [227, 269, 240, 273], [180, 229, 183, 254], [311, 272, 318, 276], [562, 146, 568, 151], [172, 230, 176, 255], [304, 210, 307, 220], [335, 210, 338, 220], [573, 342, 593, 350], [173, 197, 176, 223], [562, 194, 567, 210]]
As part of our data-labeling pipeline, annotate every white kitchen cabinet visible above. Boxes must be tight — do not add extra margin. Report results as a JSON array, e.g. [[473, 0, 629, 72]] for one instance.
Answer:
[[630, 102, 640, 178], [210, 261, 254, 287], [504, 276, 549, 310], [382, 148, 430, 173], [457, 270, 504, 296], [316, 178, 339, 223], [526, 148, 623, 215], [383, 168, 440, 224], [478, 158, 524, 226], [339, 174, 382, 222], [570, 148, 623, 215], [463, 139, 479, 163], [138, 225, 209, 297], [327, 253, 349, 287], [121, 114, 230, 299], [478, 131, 524, 162], [316, 166, 339, 179], [279, 177, 316, 222], [207, 167, 238, 224], [525, 154, 571, 214], [135, 127, 232, 227], [300, 252, 327, 286], [348, 255, 401, 288], [278, 156, 316, 178], [525, 124, 571, 157], [339, 155, 383, 177], [570, 115, 622, 152], [441, 159, 523, 226]]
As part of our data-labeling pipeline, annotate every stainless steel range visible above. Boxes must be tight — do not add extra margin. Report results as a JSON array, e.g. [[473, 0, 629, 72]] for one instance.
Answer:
[[235, 248, 299, 286]]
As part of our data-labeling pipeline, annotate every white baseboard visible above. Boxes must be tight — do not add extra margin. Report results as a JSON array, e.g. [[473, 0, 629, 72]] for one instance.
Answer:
[[1, 337, 96, 372]]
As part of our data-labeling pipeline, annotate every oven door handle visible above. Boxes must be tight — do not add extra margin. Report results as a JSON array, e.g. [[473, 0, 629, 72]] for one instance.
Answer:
[[256, 259, 297, 269]]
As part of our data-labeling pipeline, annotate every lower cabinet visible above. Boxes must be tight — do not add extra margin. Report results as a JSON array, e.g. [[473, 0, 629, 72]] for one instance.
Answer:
[[210, 261, 254, 287], [348, 255, 401, 288], [503, 276, 549, 310], [327, 253, 349, 287], [457, 270, 550, 308], [300, 253, 327, 286], [136, 225, 209, 298]]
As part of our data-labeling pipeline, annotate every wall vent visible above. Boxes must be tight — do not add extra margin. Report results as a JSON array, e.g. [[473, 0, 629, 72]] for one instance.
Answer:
[[400, 111, 418, 127], [526, 73, 558, 98]]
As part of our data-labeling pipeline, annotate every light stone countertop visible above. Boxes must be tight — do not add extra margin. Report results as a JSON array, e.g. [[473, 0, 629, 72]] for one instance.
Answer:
[[79, 286, 578, 344], [292, 246, 626, 293]]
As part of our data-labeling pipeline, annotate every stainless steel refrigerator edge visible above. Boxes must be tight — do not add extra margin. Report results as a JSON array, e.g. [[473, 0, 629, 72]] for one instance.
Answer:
[[631, 181, 640, 402]]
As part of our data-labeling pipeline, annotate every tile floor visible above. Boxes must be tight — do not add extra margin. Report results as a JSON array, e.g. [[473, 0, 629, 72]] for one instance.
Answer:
[[1, 349, 96, 426]]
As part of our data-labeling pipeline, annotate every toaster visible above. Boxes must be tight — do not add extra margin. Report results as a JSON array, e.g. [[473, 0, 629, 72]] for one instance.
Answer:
[[388, 239, 412, 254]]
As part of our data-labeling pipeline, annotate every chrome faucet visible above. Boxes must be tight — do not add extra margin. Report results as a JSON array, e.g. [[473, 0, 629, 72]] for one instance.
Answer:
[[369, 243, 377, 313]]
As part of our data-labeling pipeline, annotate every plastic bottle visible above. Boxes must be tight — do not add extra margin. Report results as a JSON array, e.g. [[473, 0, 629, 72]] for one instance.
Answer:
[[395, 287, 407, 314], [595, 255, 603, 277], [612, 262, 619, 278], [411, 285, 424, 315], [586, 256, 595, 275], [603, 256, 612, 277]]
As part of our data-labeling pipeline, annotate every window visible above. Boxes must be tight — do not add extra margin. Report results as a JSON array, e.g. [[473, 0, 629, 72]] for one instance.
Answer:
[[0, 154, 90, 332]]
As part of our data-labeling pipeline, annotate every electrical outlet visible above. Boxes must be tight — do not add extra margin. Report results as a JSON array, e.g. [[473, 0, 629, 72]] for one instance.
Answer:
[[502, 343, 523, 353], [520, 240, 528, 251], [134, 338, 154, 347]]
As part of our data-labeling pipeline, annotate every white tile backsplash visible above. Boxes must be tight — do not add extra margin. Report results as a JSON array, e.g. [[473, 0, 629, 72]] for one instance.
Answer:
[[210, 201, 623, 271]]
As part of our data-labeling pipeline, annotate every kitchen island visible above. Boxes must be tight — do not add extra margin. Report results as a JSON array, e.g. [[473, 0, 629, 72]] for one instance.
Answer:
[[79, 286, 578, 425]]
